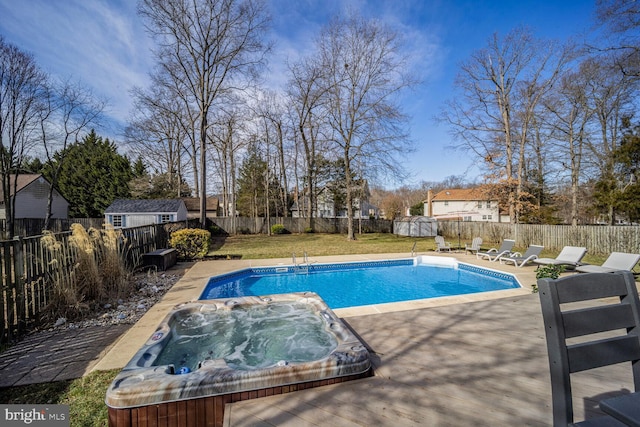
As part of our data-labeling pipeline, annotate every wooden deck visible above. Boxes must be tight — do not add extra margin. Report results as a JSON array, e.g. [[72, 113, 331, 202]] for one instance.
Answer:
[[224, 293, 635, 426]]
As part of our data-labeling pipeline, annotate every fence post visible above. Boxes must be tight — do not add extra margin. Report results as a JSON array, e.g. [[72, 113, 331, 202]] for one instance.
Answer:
[[0, 241, 6, 345], [13, 236, 26, 337]]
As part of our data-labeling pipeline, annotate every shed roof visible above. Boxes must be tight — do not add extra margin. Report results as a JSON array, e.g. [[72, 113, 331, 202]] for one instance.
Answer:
[[0, 174, 45, 200], [393, 216, 436, 223], [181, 197, 219, 212], [105, 199, 185, 213]]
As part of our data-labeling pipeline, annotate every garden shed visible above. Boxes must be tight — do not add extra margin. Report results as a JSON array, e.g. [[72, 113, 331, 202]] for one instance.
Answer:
[[393, 216, 437, 237], [105, 199, 188, 228]]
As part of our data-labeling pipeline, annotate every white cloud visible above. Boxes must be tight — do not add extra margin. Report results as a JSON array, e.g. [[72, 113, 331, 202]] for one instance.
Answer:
[[0, 0, 153, 133]]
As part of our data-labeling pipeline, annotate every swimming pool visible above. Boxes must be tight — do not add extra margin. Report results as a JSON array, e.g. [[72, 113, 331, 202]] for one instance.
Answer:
[[200, 256, 521, 309]]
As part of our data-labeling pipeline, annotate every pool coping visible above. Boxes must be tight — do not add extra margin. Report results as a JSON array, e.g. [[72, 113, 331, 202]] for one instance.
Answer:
[[92, 252, 536, 372]]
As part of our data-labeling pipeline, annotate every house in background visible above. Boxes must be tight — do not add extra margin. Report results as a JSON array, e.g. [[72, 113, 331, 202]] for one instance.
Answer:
[[105, 199, 187, 228], [181, 197, 219, 218], [0, 174, 68, 220], [424, 188, 508, 223], [291, 184, 380, 219]]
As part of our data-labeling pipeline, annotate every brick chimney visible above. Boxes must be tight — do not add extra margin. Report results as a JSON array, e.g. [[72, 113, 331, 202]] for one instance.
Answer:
[[426, 189, 433, 217]]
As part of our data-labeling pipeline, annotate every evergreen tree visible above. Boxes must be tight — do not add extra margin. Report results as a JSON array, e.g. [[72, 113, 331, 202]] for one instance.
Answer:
[[613, 120, 640, 223], [133, 156, 147, 177], [46, 130, 132, 217], [326, 159, 348, 217], [236, 145, 268, 217], [21, 157, 44, 173], [593, 119, 640, 224]]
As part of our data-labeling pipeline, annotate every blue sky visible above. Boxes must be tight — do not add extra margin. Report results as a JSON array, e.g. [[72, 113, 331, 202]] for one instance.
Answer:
[[0, 0, 598, 187]]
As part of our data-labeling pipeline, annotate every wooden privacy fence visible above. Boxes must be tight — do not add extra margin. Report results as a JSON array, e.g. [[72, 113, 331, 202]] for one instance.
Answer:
[[436, 221, 640, 255], [0, 220, 198, 346], [210, 217, 393, 234], [0, 218, 105, 238]]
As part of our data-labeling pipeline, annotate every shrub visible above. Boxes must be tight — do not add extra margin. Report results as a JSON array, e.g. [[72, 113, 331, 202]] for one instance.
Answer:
[[208, 224, 225, 236], [304, 227, 314, 233], [169, 228, 211, 259], [532, 264, 565, 293], [271, 224, 286, 234]]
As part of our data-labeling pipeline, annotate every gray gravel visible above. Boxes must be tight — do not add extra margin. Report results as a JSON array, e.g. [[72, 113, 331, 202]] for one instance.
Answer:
[[48, 270, 183, 331]]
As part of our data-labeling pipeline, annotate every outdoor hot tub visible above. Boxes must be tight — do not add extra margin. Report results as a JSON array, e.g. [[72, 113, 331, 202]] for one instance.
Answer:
[[106, 292, 372, 427]]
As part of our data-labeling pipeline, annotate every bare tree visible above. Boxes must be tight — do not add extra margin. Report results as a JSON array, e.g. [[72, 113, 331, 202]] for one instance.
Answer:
[[0, 37, 48, 237], [138, 0, 270, 227], [316, 13, 416, 240], [287, 57, 331, 231], [126, 82, 192, 195], [440, 28, 570, 223], [251, 90, 291, 218], [38, 79, 104, 229], [595, 0, 640, 77], [543, 66, 594, 226], [134, 67, 202, 195], [209, 102, 248, 231], [582, 55, 637, 223], [583, 55, 635, 176]]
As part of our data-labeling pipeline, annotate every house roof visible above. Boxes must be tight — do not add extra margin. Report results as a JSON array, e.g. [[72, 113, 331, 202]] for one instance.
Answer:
[[105, 199, 185, 214], [431, 188, 493, 201], [181, 197, 219, 212], [0, 174, 45, 200]]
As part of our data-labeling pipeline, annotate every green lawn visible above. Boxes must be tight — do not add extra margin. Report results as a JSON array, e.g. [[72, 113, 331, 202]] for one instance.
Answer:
[[209, 233, 608, 265], [0, 370, 117, 427], [209, 232, 437, 259]]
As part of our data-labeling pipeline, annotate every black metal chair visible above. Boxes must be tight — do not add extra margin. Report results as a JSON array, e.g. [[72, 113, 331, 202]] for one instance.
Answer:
[[538, 271, 640, 426]]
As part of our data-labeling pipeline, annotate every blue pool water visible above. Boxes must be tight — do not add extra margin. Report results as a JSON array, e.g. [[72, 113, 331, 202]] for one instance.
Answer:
[[200, 258, 520, 309]]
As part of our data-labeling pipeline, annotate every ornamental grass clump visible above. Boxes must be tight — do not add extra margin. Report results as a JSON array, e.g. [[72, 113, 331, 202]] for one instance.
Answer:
[[91, 224, 130, 299], [42, 224, 131, 321], [41, 230, 86, 321], [68, 223, 102, 301]]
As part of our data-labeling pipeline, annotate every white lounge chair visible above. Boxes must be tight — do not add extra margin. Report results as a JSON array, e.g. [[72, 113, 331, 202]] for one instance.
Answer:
[[575, 252, 640, 273], [464, 237, 483, 254], [476, 239, 515, 261], [532, 246, 587, 269], [498, 245, 544, 267], [435, 236, 451, 252]]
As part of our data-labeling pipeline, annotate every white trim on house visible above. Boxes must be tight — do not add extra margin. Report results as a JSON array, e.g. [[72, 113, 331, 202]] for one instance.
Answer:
[[424, 188, 507, 223], [104, 199, 188, 228]]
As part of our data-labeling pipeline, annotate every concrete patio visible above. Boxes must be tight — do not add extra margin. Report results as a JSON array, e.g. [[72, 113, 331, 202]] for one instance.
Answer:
[[95, 252, 635, 426]]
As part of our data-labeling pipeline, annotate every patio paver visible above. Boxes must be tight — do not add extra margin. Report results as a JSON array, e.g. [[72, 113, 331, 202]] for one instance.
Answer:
[[224, 293, 633, 426]]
